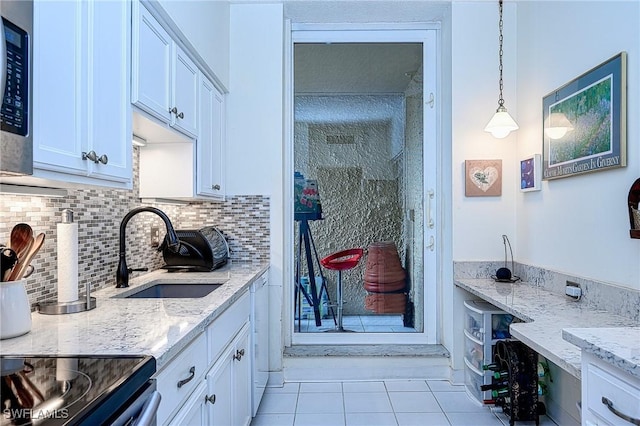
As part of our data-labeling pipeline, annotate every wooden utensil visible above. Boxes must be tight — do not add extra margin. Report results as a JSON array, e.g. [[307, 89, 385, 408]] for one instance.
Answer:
[[3, 238, 33, 281], [3, 224, 34, 281], [7, 223, 33, 255], [7, 233, 45, 281]]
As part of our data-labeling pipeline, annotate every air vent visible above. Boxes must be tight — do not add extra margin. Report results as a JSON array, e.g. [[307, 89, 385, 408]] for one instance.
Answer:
[[326, 135, 355, 145]]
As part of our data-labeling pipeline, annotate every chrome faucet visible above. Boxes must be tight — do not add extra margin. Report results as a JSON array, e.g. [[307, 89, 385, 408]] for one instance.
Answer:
[[116, 207, 180, 288]]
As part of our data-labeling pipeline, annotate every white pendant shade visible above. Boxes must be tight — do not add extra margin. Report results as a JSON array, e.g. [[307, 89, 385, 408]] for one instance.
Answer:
[[484, 108, 519, 139]]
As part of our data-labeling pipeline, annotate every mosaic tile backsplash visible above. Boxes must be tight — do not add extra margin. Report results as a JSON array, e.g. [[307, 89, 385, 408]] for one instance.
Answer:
[[1, 149, 269, 310]]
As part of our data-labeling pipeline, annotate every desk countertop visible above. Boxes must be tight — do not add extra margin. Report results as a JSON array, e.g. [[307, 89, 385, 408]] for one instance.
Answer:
[[455, 278, 639, 379]]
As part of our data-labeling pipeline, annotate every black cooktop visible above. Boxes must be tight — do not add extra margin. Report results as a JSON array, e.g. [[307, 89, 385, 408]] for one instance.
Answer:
[[0, 355, 155, 426]]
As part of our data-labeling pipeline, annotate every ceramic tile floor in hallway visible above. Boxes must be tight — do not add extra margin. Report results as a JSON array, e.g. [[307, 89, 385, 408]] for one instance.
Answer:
[[251, 380, 558, 426]]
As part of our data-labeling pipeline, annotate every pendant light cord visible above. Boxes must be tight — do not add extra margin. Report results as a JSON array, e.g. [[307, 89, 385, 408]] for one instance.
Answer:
[[497, 0, 505, 109]]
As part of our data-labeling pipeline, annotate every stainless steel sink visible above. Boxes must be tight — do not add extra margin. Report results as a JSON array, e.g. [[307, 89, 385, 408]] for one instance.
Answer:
[[122, 281, 227, 299]]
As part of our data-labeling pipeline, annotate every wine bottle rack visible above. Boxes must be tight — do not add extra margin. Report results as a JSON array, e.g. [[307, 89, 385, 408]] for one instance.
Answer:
[[492, 340, 540, 426]]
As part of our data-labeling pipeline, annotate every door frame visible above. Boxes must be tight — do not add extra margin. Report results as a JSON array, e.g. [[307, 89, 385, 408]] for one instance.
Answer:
[[285, 23, 442, 345]]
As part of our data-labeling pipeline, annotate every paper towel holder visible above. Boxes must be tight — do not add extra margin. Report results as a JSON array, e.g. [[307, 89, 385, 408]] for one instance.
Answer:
[[37, 210, 97, 315]]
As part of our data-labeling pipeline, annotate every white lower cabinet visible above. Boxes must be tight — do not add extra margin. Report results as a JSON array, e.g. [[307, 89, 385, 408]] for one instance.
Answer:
[[157, 290, 254, 426], [207, 324, 251, 426], [581, 352, 640, 426]]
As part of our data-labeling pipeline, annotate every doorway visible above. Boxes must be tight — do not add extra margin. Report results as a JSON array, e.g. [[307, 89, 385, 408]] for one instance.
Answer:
[[287, 26, 439, 345]]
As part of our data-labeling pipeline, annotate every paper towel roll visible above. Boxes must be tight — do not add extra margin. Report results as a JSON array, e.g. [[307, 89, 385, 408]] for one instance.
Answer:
[[57, 220, 78, 303]]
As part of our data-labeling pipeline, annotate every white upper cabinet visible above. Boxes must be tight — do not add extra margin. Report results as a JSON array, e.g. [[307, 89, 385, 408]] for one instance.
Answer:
[[132, 2, 198, 140], [172, 48, 199, 138], [132, 3, 172, 125], [197, 76, 225, 199], [28, 0, 132, 188]]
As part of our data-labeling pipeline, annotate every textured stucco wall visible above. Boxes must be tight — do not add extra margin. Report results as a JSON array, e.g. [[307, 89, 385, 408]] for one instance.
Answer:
[[295, 118, 403, 316]]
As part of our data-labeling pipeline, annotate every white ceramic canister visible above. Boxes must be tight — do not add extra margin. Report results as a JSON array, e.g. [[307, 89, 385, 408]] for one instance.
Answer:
[[0, 279, 32, 339]]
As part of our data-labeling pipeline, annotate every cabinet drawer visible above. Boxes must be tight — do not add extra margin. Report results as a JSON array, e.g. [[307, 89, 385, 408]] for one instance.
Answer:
[[464, 361, 484, 404], [464, 330, 485, 371], [584, 355, 640, 426], [464, 302, 485, 340], [154, 333, 207, 425], [207, 291, 250, 362]]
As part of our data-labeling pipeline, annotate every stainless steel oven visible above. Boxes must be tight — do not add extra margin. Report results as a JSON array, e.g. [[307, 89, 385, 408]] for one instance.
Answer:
[[1, 0, 33, 176], [0, 355, 160, 426]]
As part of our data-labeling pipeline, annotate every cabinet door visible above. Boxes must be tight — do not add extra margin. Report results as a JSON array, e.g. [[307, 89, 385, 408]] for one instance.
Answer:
[[32, 0, 86, 174], [233, 327, 252, 426], [207, 347, 233, 426], [88, 0, 131, 183], [197, 76, 225, 199], [168, 382, 209, 426], [132, 2, 171, 124], [171, 47, 199, 138]]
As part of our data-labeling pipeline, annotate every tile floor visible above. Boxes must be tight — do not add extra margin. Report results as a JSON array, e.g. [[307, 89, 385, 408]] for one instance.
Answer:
[[251, 380, 558, 426], [295, 315, 415, 333]]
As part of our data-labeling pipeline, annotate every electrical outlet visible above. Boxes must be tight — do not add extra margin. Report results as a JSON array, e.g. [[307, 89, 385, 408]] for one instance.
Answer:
[[150, 226, 160, 247], [565, 281, 582, 299]]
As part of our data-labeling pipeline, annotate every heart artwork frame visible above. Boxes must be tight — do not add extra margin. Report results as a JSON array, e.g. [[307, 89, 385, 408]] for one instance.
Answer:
[[465, 159, 502, 197]]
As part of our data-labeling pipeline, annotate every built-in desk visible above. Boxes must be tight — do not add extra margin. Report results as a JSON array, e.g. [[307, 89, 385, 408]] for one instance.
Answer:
[[454, 278, 638, 379]]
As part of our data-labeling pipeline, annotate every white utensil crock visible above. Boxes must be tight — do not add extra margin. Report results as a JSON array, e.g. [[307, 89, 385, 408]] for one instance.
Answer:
[[0, 279, 32, 339]]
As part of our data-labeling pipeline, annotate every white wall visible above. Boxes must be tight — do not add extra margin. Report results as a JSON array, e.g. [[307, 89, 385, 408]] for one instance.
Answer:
[[451, 1, 518, 261], [228, 2, 285, 374], [515, 1, 640, 291], [158, 0, 230, 89]]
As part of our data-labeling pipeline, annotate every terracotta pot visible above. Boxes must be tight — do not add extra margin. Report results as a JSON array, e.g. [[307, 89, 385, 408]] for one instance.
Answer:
[[364, 293, 406, 314], [363, 279, 406, 293], [364, 241, 406, 285]]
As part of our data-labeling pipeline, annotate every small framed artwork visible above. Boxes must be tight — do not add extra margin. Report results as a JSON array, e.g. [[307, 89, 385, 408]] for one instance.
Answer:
[[520, 154, 542, 192], [542, 52, 627, 180], [465, 159, 502, 197]]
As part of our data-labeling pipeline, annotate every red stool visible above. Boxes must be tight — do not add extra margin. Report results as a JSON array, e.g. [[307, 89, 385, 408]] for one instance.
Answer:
[[320, 248, 364, 332]]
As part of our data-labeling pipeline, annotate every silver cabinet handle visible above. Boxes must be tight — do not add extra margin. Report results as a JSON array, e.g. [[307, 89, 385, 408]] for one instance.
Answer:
[[177, 111, 184, 119], [82, 151, 108, 165], [205, 394, 216, 405], [169, 107, 178, 115], [212, 184, 221, 190], [176, 366, 195, 388], [233, 349, 245, 361], [82, 151, 98, 162], [602, 397, 640, 425]]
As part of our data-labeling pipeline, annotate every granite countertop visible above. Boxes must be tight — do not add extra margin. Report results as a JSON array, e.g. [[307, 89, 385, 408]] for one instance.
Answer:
[[455, 278, 639, 379], [0, 262, 268, 369], [562, 327, 640, 379]]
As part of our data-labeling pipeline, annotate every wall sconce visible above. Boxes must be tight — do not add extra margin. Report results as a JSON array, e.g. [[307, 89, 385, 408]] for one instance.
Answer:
[[544, 112, 574, 140], [484, 0, 519, 139]]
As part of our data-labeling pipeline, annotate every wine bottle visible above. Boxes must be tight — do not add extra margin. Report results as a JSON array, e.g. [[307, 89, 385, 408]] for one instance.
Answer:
[[480, 381, 508, 391], [494, 396, 511, 407], [491, 388, 510, 398], [482, 363, 501, 371], [538, 383, 548, 396], [493, 370, 509, 380], [538, 361, 550, 378]]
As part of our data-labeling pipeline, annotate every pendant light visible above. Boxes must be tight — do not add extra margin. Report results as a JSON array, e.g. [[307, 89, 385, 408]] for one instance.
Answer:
[[484, 0, 519, 139]]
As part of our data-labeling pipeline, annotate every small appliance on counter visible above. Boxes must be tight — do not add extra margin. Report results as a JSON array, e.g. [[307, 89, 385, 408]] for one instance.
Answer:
[[161, 226, 229, 272]]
